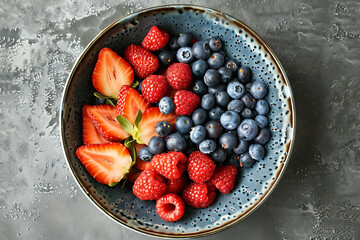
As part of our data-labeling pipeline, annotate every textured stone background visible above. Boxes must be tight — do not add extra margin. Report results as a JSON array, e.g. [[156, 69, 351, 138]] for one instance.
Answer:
[[1, 0, 360, 239]]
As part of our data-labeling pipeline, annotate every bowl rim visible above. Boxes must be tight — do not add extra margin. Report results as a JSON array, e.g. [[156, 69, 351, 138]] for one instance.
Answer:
[[59, 4, 296, 239]]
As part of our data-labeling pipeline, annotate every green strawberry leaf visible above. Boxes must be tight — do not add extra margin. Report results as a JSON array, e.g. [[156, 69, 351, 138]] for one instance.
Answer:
[[121, 178, 127, 189], [124, 137, 137, 149], [134, 109, 142, 128], [108, 181, 119, 187], [131, 146, 137, 164], [106, 98, 116, 108], [116, 115, 133, 134], [131, 81, 139, 89], [94, 92, 107, 99], [94, 92, 117, 107]]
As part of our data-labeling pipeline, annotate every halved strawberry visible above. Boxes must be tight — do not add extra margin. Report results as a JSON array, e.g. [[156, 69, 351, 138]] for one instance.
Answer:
[[138, 107, 177, 145], [92, 48, 134, 98], [116, 85, 150, 124], [82, 105, 111, 145], [76, 142, 132, 185], [87, 105, 130, 141]]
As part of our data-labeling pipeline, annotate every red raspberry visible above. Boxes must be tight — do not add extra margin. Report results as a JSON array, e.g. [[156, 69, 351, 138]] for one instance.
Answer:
[[142, 26, 170, 51], [141, 75, 168, 103], [165, 174, 187, 194], [173, 90, 200, 115], [133, 169, 166, 200], [210, 165, 238, 194], [166, 63, 193, 90], [182, 182, 216, 208], [187, 151, 215, 183], [156, 193, 185, 222], [123, 44, 159, 79], [151, 152, 187, 180]]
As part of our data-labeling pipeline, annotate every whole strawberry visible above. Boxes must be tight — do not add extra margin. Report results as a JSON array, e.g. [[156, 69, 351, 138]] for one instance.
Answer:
[[187, 151, 215, 183], [173, 90, 200, 115], [165, 174, 187, 194], [133, 169, 166, 200], [123, 44, 159, 79], [182, 182, 216, 208], [156, 193, 185, 222], [142, 26, 170, 51], [151, 152, 187, 180], [211, 165, 238, 194], [141, 75, 168, 103], [166, 63, 193, 90]]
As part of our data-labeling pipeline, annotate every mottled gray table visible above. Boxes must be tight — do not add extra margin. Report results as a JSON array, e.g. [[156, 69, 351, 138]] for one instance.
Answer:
[[1, 0, 360, 239]]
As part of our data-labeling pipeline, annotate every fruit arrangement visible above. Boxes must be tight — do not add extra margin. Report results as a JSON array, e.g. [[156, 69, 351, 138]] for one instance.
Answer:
[[75, 25, 271, 222]]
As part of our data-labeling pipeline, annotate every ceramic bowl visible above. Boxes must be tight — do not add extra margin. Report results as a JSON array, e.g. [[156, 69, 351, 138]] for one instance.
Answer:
[[60, 4, 295, 238]]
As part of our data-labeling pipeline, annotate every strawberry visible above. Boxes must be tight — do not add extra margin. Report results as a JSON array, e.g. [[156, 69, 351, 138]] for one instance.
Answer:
[[137, 107, 177, 145], [166, 63, 193, 90], [210, 165, 238, 194], [116, 85, 150, 124], [165, 174, 187, 194], [75, 142, 132, 185], [187, 151, 215, 183], [82, 105, 111, 145], [182, 181, 216, 208], [173, 90, 200, 115], [127, 170, 142, 183], [133, 169, 167, 200], [123, 44, 159, 79], [156, 193, 185, 222], [141, 75, 168, 103], [151, 152, 187, 180], [92, 48, 134, 98], [142, 26, 169, 51], [135, 158, 154, 171], [87, 105, 130, 141]]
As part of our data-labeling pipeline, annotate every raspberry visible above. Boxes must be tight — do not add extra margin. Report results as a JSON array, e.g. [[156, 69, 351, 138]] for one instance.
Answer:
[[166, 63, 193, 90], [156, 193, 185, 222], [141, 75, 168, 103], [142, 26, 170, 51], [133, 169, 166, 200], [173, 90, 200, 115], [187, 151, 215, 183], [210, 165, 238, 194], [123, 44, 159, 79], [182, 182, 216, 208], [151, 152, 187, 180], [165, 174, 187, 194]]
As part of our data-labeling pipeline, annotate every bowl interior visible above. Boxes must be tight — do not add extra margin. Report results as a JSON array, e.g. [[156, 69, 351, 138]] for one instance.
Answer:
[[60, 5, 295, 238]]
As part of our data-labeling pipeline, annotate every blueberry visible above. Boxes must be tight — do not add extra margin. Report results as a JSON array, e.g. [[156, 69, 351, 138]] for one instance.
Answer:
[[237, 119, 258, 141], [209, 37, 222, 51], [233, 139, 249, 155], [225, 59, 239, 72], [138, 147, 153, 162], [211, 148, 228, 165], [190, 125, 207, 144], [219, 132, 238, 150], [148, 136, 165, 154], [239, 152, 255, 168], [95, 98, 106, 105], [192, 79, 208, 96], [245, 82, 253, 92], [192, 41, 211, 60], [240, 108, 253, 119], [191, 108, 208, 125], [135, 80, 142, 93], [155, 121, 172, 137], [199, 139, 217, 154], [255, 115, 269, 128], [254, 128, 271, 145], [241, 93, 257, 109], [175, 116, 193, 134], [255, 100, 270, 115], [192, 60, 209, 78], [176, 47, 194, 63], [208, 107, 225, 121], [205, 120, 224, 139], [227, 100, 244, 113], [168, 36, 180, 50], [165, 133, 186, 152], [227, 154, 240, 168], [218, 67, 233, 83], [159, 96, 175, 114], [201, 93, 215, 110], [158, 50, 176, 67], [220, 111, 241, 130], [215, 91, 231, 108], [208, 84, 227, 95], [177, 33, 193, 47], [249, 143, 265, 160], [237, 66, 251, 84], [204, 69, 220, 87], [227, 81, 245, 100], [250, 81, 268, 99], [207, 52, 224, 69]]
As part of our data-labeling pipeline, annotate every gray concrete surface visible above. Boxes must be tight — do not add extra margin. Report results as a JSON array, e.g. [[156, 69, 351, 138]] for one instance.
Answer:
[[1, 0, 360, 239]]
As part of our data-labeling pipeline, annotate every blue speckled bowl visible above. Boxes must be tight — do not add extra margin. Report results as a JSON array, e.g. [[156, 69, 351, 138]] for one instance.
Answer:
[[60, 4, 295, 238]]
